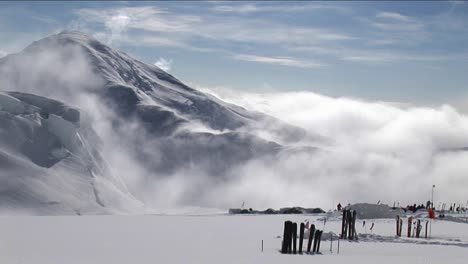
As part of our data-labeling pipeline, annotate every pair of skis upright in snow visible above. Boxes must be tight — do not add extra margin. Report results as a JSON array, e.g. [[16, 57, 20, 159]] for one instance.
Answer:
[[397, 216, 428, 238], [340, 209, 357, 240], [396, 215, 403, 236], [281, 220, 322, 255]]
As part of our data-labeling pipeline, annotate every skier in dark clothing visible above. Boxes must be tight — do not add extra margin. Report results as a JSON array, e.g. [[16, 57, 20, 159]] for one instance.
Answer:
[[337, 203, 342, 211]]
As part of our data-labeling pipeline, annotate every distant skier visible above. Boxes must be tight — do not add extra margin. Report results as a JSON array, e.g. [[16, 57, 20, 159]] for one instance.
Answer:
[[337, 203, 342, 211]]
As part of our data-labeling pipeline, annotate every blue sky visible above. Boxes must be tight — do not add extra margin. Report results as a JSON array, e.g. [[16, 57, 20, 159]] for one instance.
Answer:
[[0, 1, 467, 107]]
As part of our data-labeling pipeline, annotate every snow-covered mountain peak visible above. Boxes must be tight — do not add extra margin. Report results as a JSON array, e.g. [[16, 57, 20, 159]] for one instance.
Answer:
[[0, 32, 314, 215]]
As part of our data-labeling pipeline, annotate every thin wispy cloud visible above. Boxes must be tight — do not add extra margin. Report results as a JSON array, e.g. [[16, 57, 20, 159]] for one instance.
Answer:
[[376, 12, 411, 22], [233, 54, 324, 69], [340, 52, 461, 63], [154, 57, 173, 72], [352, 11, 428, 47], [127, 35, 217, 52], [31, 15, 59, 25], [74, 6, 201, 46], [372, 13, 424, 32], [73, 6, 353, 48], [293, 45, 461, 64], [210, 3, 349, 14]]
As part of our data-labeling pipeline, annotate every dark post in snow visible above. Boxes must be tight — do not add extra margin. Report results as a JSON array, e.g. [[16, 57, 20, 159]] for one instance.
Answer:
[[396, 215, 400, 236], [288, 222, 293, 254], [312, 230, 318, 253], [313, 230, 322, 253], [399, 218, 403, 237], [416, 219, 421, 238], [281, 221, 288, 254], [407, 217, 413, 238], [307, 224, 316, 253], [292, 222, 297, 254], [337, 238, 340, 254], [351, 210, 357, 240], [425, 221, 429, 239], [281, 221, 292, 254], [316, 230, 323, 253], [299, 222, 305, 254], [341, 209, 348, 239], [347, 210, 355, 239]]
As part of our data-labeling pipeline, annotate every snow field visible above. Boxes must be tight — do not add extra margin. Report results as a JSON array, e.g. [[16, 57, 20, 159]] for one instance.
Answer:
[[0, 214, 467, 264]]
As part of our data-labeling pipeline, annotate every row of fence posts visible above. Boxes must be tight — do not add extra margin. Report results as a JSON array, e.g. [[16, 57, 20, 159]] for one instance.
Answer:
[[396, 215, 429, 238], [281, 221, 323, 254], [340, 209, 357, 240]]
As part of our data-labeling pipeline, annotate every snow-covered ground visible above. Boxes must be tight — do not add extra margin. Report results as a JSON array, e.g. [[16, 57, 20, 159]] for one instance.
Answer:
[[1, 212, 467, 264]]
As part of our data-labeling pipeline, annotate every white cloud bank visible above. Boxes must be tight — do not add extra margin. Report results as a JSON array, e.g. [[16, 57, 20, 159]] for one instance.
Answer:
[[199, 87, 468, 209]]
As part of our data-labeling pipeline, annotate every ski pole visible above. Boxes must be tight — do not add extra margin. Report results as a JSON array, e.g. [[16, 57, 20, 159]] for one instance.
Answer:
[[337, 238, 340, 254]]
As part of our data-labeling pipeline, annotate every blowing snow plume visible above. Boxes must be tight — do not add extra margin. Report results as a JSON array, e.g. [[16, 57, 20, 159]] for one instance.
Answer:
[[0, 31, 466, 215]]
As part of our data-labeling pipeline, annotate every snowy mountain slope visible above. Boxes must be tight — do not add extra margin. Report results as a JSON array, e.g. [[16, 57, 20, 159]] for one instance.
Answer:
[[0, 31, 319, 214], [0, 31, 312, 166], [0, 92, 144, 215], [0, 31, 307, 141]]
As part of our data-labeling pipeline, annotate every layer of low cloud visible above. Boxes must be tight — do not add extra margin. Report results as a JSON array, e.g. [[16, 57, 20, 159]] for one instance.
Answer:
[[200, 87, 468, 209]]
